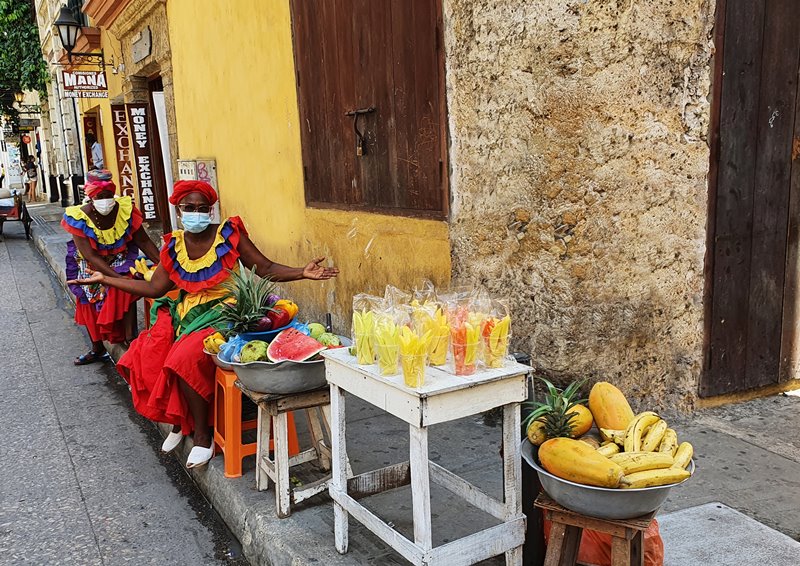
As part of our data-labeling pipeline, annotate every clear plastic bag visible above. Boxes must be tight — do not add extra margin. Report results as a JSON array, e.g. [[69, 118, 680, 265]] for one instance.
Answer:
[[373, 306, 409, 376], [352, 294, 383, 365], [445, 294, 484, 376], [480, 299, 512, 369]]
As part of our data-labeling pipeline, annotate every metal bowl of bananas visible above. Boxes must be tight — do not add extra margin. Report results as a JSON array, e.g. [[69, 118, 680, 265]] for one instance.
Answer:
[[522, 439, 694, 520]]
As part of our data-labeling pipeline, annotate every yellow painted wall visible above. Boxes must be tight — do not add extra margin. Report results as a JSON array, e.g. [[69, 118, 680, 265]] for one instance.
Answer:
[[166, 0, 451, 329], [77, 29, 125, 190]]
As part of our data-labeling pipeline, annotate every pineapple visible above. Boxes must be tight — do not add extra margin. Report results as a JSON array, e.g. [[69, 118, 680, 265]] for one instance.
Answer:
[[217, 262, 277, 336], [523, 377, 588, 446]]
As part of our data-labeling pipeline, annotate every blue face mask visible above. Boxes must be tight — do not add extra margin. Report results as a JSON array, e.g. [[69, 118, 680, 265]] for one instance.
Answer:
[[181, 212, 212, 233]]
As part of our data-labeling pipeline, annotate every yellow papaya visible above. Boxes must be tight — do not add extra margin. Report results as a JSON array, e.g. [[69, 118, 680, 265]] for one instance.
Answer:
[[569, 404, 594, 438], [589, 382, 635, 432], [539, 438, 625, 488]]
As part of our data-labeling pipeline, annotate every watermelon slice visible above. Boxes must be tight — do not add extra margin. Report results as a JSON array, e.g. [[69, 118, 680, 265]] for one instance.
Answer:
[[266, 328, 326, 362]]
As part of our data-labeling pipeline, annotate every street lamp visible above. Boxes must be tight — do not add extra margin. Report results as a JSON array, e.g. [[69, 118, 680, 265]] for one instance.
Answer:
[[55, 6, 81, 54], [13, 91, 24, 104], [54, 5, 104, 67]]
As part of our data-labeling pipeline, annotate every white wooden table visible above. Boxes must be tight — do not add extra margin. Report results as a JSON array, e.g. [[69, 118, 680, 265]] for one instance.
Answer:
[[321, 347, 531, 566]]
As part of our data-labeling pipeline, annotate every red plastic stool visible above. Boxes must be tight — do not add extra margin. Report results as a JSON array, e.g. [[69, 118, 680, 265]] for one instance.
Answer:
[[213, 368, 299, 478]]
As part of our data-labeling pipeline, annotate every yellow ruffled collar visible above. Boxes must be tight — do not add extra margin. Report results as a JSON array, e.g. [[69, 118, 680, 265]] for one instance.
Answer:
[[171, 223, 227, 273], [64, 196, 134, 245]]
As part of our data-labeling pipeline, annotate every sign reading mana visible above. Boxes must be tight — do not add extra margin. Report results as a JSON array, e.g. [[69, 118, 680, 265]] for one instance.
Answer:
[[62, 70, 109, 98]]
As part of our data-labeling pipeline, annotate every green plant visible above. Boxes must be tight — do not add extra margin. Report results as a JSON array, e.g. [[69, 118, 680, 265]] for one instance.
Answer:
[[0, 0, 50, 125], [522, 377, 588, 439], [217, 262, 277, 336]]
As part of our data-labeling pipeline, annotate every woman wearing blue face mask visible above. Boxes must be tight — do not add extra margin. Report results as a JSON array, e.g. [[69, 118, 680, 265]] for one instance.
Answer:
[[62, 170, 161, 365], [68, 180, 339, 468]]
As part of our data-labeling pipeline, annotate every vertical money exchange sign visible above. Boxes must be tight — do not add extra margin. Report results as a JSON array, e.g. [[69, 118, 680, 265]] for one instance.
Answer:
[[126, 103, 159, 221], [111, 105, 136, 198]]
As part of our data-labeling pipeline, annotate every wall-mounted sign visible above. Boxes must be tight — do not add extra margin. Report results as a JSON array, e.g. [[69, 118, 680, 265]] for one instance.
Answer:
[[21, 134, 31, 144], [195, 159, 217, 189], [177, 159, 197, 181], [111, 105, 136, 198], [176, 158, 220, 218], [63, 70, 109, 99], [126, 103, 159, 221], [132, 26, 152, 63]]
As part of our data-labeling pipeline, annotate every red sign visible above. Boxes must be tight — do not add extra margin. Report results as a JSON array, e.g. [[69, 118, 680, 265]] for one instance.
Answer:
[[126, 103, 159, 221], [111, 105, 136, 198], [21, 134, 31, 144], [63, 70, 109, 99]]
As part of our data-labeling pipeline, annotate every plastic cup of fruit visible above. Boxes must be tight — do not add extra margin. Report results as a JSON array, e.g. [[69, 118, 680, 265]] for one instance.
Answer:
[[451, 340, 479, 376], [428, 334, 449, 366], [376, 343, 400, 376], [401, 353, 427, 388], [354, 333, 375, 365]]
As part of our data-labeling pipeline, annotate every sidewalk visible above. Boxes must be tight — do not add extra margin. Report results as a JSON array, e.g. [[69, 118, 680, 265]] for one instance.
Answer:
[[29, 207, 800, 565]]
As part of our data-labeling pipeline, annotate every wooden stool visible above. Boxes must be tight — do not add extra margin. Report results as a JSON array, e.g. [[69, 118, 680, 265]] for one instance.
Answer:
[[535, 493, 654, 566], [237, 382, 347, 518]]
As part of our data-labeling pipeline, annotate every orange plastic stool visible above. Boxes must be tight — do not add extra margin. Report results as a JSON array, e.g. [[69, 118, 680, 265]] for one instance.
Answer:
[[213, 368, 300, 478], [143, 289, 181, 330]]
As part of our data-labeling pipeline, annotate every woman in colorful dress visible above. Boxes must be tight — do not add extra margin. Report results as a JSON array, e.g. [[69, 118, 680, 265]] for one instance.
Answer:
[[68, 180, 339, 468], [63, 170, 161, 365]]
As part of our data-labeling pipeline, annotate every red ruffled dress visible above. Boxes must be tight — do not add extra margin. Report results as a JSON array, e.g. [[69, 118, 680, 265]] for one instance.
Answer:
[[117, 217, 246, 433], [62, 197, 142, 343]]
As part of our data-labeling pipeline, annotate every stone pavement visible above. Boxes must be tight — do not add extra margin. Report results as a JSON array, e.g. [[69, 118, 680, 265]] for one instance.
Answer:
[[0, 221, 246, 565], [16, 206, 800, 565]]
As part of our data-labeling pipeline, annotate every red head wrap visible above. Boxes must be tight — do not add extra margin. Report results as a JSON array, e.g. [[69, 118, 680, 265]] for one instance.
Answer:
[[169, 180, 218, 206], [85, 180, 116, 199]]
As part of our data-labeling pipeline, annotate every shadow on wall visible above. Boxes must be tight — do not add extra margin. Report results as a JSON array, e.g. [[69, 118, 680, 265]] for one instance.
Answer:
[[526, 287, 699, 415]]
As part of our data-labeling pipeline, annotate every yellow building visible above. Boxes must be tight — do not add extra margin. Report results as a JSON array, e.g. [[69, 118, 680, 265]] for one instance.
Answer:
[[165, 1, 451, 328]]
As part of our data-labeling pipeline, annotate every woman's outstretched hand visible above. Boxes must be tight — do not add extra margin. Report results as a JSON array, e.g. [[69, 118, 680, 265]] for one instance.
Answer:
[[302, 257, 339, 280], [67, 269, 105, 286]]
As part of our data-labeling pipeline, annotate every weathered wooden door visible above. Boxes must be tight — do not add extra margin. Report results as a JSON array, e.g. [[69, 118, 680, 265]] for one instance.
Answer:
[[704, 0, 800, 397], [289, 0, 447, 217]]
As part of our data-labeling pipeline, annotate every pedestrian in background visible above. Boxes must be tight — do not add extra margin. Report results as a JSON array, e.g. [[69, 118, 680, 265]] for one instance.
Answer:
[[62, 169, 161, 365], [23, 155, 37, 202], [86, 132, 104, 170], [1, 163, 5, 188]]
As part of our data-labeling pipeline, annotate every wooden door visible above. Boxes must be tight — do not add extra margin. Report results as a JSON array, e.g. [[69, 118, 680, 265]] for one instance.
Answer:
[[704, 0, 800, 397], [290, 0, 447, 217]]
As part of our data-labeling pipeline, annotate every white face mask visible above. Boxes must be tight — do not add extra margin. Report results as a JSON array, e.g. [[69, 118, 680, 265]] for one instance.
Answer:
[[93, 198, 116, 216]]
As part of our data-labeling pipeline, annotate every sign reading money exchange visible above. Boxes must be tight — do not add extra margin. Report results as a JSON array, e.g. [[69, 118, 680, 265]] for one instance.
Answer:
[[62, 70, 109, 99], [126, 103, 159, 221]]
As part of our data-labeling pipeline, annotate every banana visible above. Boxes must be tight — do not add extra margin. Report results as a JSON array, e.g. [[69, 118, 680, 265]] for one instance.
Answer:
[[610, 451, 673, 474], [624, 412, 660, 453], [600, 428, 626, 446], [672, 442, 694, 469], [640, 419, 668, 452], [597, 443, 621, 457], [620, 467, 690, 489], [658, 429, 678, 456]]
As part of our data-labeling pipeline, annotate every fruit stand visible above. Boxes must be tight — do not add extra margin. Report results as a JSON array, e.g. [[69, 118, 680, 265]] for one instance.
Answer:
[[521, 380, 695, 565], [321, 346, 531, 566]]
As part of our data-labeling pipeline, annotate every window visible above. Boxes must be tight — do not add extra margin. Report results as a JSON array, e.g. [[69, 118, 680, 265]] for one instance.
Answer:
[[290, 0, 448, 217]]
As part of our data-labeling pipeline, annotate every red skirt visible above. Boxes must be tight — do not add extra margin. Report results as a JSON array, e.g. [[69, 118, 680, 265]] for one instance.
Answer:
[[117, 307, 216, 434], [74, 286, 137, 343]]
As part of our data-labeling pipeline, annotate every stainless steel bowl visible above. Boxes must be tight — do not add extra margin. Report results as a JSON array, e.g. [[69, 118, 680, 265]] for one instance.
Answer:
[[521, 440, 694, 520], [228, 358, 326, 394]]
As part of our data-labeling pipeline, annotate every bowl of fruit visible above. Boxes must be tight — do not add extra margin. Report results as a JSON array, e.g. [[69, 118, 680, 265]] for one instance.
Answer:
[[521, 379, 695, 520]]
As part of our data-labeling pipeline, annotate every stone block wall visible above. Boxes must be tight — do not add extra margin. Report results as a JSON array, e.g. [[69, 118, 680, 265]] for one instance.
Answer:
[[444, 0, 716, 411]]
